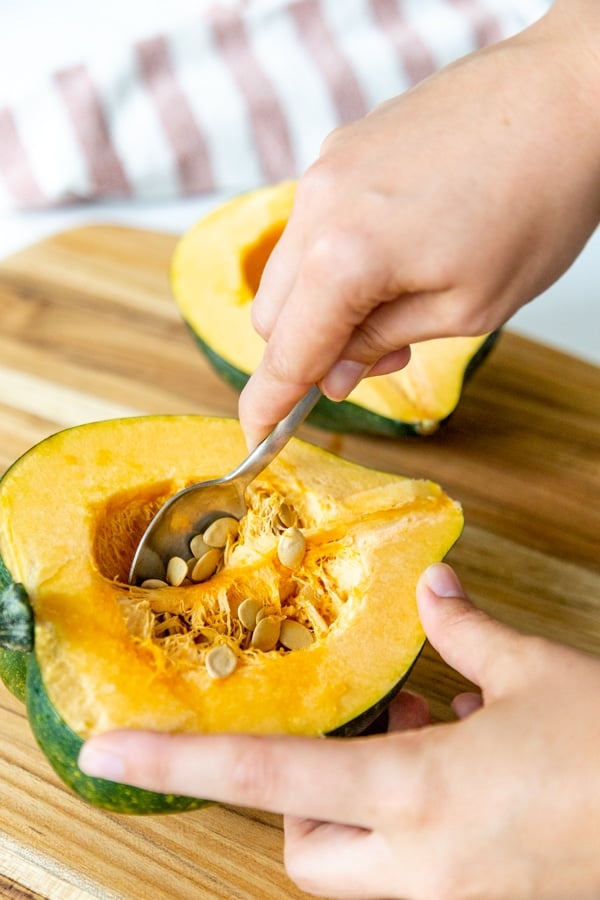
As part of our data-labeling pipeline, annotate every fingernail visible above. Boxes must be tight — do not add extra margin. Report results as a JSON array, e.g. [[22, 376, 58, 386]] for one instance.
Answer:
[[78, 744, 125, 781], [322, 360, 370, 401], [423, 563, 466, 599]]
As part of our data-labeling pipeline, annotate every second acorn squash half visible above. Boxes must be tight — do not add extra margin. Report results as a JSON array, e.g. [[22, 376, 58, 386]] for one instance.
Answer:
[[172, 181, 498, 436], [0, 416, 462, 812]]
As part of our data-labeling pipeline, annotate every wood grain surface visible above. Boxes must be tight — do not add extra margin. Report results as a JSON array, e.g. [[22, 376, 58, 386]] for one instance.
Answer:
[[0, 224, 598, 899]]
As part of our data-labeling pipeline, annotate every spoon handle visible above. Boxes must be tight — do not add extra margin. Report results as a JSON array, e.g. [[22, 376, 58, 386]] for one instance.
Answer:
[[228, 385, 322, 487]]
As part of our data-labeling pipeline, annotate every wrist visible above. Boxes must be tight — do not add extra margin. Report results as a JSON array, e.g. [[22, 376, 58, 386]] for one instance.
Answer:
[[534, 1, 600, 153], [514, 0, 600, 219]]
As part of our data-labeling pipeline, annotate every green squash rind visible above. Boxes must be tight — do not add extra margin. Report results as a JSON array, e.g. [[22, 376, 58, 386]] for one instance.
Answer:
[[0, 582, 34, 652], [0, 557, 210, 813], [0, 556, 11, 589], [0, 557, 28, 701], [0, 647, 27, 703], [26, 656, 212, 815], [186, 324, 501, 437]]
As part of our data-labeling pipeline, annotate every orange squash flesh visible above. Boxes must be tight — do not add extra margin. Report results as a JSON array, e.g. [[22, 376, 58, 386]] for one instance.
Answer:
[[0, 416, 462, 741]]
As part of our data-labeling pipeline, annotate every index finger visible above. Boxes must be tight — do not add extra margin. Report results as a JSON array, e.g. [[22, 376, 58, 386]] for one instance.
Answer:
[[79, 731, 397, 828], [239, 232, 397, 447]]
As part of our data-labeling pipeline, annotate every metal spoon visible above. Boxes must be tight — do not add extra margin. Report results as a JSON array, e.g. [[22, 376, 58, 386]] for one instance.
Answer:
[[128, 385, 322, 585]]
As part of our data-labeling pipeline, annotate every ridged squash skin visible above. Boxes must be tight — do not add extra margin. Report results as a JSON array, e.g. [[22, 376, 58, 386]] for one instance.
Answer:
[[171, 181, 499, 436], [0, 416, 463, 813]]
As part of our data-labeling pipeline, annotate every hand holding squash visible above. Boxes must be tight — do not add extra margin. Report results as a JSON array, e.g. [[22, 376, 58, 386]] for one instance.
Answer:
[[239, 0, 600, 447], [79, 564, 600, 899]]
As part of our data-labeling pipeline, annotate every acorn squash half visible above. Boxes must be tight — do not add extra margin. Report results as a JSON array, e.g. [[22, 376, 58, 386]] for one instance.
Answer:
[[0, 416, 462, 813], [172, 181, 499, 436]]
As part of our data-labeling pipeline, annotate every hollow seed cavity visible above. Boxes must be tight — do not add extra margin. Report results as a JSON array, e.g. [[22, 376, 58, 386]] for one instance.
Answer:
[[142, 498, 318, 659]]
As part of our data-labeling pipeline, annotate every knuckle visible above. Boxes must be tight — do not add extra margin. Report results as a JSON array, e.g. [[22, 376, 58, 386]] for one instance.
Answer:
[[353, 318, 400, 360], [294, 158, 339, 210], [376, 736, 442, 829], [228, 738, 279, 808], [425, 294, 465, 336], [318, 123, 347, 157], [436, 288, 497, 337], [302, 226, 374, 296], [262, 341, 305, 386], [456, 300, 495, 337], [129, 735, 180, 793], [294, 169, 375, 280]]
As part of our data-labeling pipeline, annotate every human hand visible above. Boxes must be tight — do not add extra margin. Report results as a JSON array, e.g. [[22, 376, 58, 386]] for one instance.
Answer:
[[80, 563, 600, 899], [239, 0, 600, 447]]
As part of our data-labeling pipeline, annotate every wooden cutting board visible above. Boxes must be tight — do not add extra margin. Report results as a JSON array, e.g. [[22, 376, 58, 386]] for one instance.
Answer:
[[0, 225, 598, 899]]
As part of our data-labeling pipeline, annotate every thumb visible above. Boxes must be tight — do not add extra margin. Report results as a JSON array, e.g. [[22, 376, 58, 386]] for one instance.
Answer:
[[417, 563, 521, 692]]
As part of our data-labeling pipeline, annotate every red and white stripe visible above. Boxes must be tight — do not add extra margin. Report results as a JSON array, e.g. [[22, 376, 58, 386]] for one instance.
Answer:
[[0, 0, 550, 211]]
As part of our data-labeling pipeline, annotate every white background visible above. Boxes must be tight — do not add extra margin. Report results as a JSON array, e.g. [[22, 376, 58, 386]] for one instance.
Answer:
[[0, 0, 597, 366]]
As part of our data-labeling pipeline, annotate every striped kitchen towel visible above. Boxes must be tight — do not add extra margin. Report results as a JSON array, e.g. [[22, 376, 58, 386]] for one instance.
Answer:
[[0, 0, 550, 211]]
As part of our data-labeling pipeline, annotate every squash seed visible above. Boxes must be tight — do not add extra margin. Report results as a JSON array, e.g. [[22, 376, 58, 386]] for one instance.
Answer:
[[237, 597, 263, 630], [189, 533, 209, 558], [277, 502, 297, 529], [277, 527, 306, 569], [203, 516, 239, 548], [140, 578, 168, 589], [189, 548, 222, 582], [251, 615, 281, 651], [205, 644, 237, 679], [279, 619, 314, 650], [166, 556, 188, 587], [256, 605, 278, 623]]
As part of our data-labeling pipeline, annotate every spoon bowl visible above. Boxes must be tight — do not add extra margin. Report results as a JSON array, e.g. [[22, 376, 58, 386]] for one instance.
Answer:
[[128, 386, 321, 585]]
